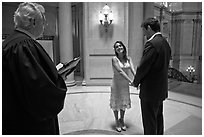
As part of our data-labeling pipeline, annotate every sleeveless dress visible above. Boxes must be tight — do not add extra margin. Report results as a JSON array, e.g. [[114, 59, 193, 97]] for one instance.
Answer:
[[110, 56, 131, 111]]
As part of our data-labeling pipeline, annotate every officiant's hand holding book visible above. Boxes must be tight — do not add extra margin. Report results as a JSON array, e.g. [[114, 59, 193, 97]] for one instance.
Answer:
[[60, 66, 77, 80], [56, 57, 81, 79]]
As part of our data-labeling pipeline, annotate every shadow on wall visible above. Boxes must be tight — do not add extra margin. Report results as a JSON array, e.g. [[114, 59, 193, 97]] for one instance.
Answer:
[[99, 24, 114, 41]]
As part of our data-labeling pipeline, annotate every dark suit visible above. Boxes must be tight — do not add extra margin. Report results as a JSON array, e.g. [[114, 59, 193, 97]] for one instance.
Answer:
[[133, 34, 171, 134]]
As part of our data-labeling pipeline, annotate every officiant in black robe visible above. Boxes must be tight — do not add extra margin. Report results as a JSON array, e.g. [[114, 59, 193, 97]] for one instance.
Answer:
[[2, 3, 67, 135]]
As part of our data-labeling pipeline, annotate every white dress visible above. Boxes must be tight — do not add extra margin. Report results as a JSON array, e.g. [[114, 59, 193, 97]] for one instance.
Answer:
[[110, 56, 131, 111]]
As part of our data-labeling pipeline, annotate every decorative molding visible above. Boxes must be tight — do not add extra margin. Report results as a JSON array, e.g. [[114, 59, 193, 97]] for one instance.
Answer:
[[89, 54, 114, 57], [90, 77, 112, 80], [192, 19, 202, 23], [172, 11, 202, 16], [171, 19, 185, 23], [65, 80, 76, 87], [37, 36, 55, 40], [171, 18, 202, 24]]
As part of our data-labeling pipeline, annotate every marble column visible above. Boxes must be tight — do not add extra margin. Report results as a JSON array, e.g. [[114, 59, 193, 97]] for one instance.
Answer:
[[128, 2, 144, 73], [181, 2, 202, 83], [170, 2, 202, 83], [171, 19, 185, 70], [58, 3, 76, 87], [82, 2, 88, 86]]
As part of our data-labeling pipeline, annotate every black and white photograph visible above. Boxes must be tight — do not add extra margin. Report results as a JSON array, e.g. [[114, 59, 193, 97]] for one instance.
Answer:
[[2, 1, 202, 135]]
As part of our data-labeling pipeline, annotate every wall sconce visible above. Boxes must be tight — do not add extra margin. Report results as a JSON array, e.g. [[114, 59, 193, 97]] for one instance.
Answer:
[[99, 4, 113, 30]]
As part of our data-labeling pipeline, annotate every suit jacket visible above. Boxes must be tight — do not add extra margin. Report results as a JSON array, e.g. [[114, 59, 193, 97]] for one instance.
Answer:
[[133, 34, 171, 102]]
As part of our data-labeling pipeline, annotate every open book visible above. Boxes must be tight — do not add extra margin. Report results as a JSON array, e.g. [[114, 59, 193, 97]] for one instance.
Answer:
[[57, 57, 81, 77]]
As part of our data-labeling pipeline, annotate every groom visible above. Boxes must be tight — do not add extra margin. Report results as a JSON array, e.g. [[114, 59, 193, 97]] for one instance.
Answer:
[[132, 18, 171, 135]]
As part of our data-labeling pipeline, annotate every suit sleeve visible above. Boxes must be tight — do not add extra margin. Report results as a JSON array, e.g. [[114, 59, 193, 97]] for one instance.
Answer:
[[133, 43, 158, 87], [12, 39, 67, 121]]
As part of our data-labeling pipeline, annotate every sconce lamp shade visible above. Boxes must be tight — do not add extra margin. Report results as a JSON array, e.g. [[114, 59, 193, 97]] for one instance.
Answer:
[[99, 4, 113, 30], [108, 11, 113, 20], [99, 11, 104, 21], [102, 4, 110, 15]]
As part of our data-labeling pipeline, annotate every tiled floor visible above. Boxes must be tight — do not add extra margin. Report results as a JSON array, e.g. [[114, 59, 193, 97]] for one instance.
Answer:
[[58, 86, 202, 135]]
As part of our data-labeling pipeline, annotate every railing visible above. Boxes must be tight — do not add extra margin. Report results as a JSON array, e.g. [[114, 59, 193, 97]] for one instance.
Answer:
[[168, 67, 191, 83]]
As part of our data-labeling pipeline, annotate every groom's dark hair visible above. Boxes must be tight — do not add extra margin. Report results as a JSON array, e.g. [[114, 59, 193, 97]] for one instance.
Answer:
[[141, 17, 160, 32]]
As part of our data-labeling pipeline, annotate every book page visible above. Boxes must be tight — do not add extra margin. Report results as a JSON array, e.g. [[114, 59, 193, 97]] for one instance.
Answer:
[[58, 57, 80, 75], [56, 63, 63, 71]]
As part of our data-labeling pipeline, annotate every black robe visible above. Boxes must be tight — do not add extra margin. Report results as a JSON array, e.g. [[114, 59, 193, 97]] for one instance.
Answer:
[[2, 30, 67, 135]]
